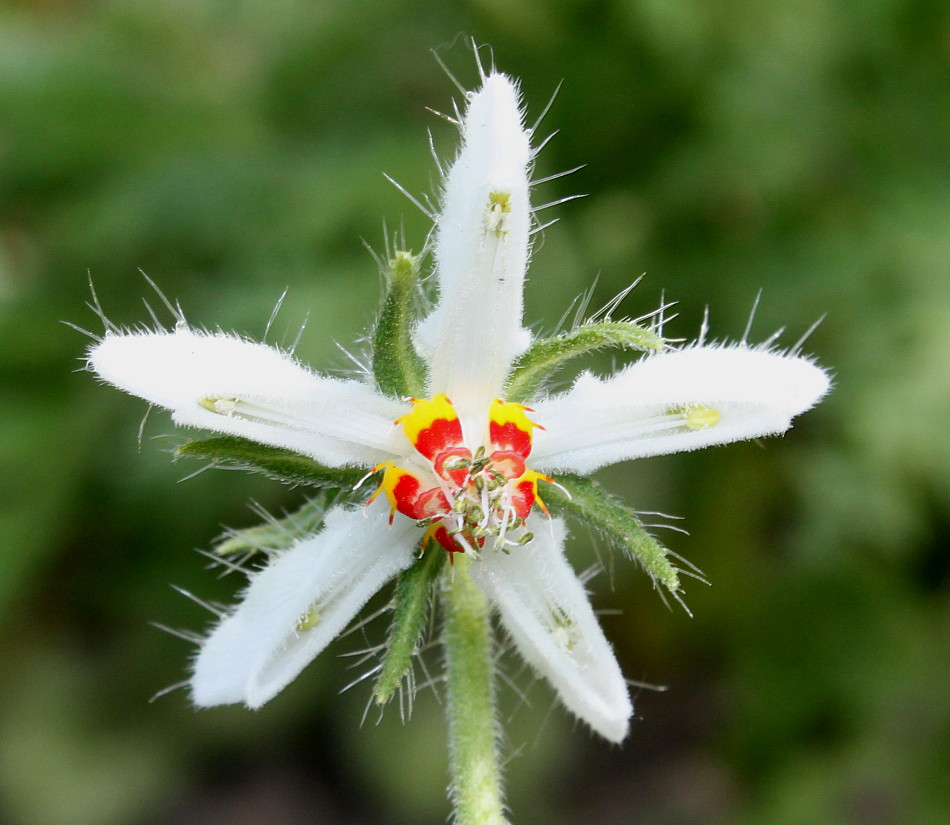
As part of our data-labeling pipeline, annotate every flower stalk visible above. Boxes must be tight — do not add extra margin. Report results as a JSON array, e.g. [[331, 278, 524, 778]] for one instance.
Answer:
[[443, 553, 508, 825]]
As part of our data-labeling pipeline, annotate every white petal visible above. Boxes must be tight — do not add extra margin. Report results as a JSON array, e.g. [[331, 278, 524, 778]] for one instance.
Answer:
[[418, 73, 533, 417], [531, 345, 831, 474], [89, 328, 408, 466], [471, 518, 632, 742], [191, 500, 419, 708]]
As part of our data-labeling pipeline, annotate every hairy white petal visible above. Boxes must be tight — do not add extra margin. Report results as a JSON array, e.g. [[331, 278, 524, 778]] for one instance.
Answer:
[[472, 518, 632, 742], [191, 500, 418, 708], [89, 329, 407, 466], [531, 345, 831, 474], [419, 73, 533, 416]]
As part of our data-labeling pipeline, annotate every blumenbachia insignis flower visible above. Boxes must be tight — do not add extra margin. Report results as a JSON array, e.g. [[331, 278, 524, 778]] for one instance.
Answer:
[[88, 73, 829, 743]]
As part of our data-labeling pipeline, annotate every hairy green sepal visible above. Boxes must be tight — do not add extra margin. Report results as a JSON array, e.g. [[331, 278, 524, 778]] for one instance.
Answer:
[[175, 436, 368, 490], [373, 544, 446, 706], [215, 493, 337, 556], [545, 472, 684, 596], [372, 250, 427, 398], [503, 321, 664, 402]]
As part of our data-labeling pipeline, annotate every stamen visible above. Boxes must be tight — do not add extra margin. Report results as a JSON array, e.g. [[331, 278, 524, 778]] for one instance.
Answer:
[[383, 394, 551, 555], [198, 396, 396, 452], [541, 407, 723, 455], [549, 608, 579, 652], [296, 606, 321, 632], [200, 396, 237, 415], [485, 190, 512, 236], [683, 405, 720, 431]]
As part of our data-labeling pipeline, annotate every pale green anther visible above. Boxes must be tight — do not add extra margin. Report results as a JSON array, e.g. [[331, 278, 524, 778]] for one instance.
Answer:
[[553, 608, 573, 628], [684, 405, 720, 431], [373, 545, 445, 706], [296, 606, 321, 632], [486, 190, 512, 237], [215, 496, 330, 556], [551, 608, 577, 651], [503, 320, 666, 402], [488, 190, 512, 212], [517, 532, 534, 545], [544, 473, 684, 595], [372, 250, 427, 399], [176, 435, 369, 491], [199, 396, 236, 415]]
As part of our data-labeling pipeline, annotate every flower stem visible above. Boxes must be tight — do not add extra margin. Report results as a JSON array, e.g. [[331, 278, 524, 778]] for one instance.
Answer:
[[442, 553, 509, 825]]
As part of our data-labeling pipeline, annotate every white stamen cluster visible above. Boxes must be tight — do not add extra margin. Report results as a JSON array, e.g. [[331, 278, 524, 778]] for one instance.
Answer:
[[422, 446, 534, 552]]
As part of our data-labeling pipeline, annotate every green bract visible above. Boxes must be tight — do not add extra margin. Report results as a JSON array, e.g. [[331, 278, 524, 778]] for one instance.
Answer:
[[372, 251, 428, 399], [504, 319, 664, 402]]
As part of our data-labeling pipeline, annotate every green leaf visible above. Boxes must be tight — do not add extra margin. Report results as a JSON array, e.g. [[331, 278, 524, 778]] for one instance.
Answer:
[[544, 473, 703, 603], [372, 250, 427, 398], [215, 493, 337, 556], [373, 543, 445, 706], [175, 436, 369, 490], [503, 321, 664, 402]]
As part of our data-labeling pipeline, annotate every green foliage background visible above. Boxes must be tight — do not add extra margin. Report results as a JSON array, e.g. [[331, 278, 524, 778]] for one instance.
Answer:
[[1, 1, 947, 823]]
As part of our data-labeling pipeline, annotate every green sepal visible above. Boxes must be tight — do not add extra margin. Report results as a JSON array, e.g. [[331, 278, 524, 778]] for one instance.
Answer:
[[503, 321, 664, 402], [175, 436, 369, 490], [544, 472, 693, 597], [372, 250, 427, 398], [215, 493, 338, 556], [374, 542, 446, 706]]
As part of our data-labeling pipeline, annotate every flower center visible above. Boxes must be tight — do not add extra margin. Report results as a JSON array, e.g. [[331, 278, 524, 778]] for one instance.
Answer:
[[372, 394, 550, 555]]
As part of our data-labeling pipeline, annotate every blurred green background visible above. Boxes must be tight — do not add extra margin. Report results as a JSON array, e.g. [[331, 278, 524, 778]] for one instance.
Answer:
[[1, 1, 948, 823]]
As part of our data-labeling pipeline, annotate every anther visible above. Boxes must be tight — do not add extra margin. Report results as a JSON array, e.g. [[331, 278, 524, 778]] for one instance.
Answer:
[[296, 606, 321, 632], [684, 405, 720, 431], [200, 396, 237, 415], [466, 506, 485, 525], [486, 191, 513, 237]]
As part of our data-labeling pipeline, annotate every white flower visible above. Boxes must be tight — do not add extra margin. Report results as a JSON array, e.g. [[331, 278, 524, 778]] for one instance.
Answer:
[[88, 73, 829, 743]]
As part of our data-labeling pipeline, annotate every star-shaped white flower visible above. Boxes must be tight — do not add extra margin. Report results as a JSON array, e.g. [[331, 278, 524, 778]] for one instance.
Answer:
[[88, 73, 829, 743]]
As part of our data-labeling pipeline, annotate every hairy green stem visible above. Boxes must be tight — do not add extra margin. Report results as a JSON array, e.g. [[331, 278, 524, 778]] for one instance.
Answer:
[[442, 554, 508, 825]]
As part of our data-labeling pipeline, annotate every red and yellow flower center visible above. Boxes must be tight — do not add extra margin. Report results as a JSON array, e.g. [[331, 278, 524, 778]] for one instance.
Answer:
[[370, 394, 550, 555]]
